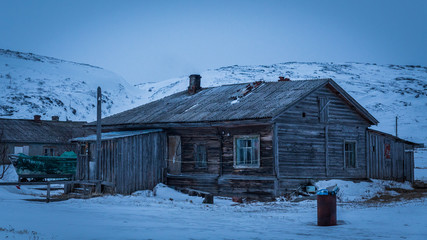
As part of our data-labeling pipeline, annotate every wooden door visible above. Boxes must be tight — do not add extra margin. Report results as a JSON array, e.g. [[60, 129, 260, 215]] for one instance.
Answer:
[[168, 136, 181, 174]]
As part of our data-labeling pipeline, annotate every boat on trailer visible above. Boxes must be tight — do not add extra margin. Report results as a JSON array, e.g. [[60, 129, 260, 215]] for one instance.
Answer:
[[9, 151, 77, 182]]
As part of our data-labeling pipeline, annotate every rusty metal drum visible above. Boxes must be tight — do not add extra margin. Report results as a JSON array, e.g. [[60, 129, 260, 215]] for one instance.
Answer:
[[317, 194, 337, 226]]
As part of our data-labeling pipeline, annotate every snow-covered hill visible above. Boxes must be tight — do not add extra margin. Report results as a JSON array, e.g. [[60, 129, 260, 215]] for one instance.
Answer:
[[0, 49, 425, 143], [0, 49, 141, 121], [137, 62, 427, 144]]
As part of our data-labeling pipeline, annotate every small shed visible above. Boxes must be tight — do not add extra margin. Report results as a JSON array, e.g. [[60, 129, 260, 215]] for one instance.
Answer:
[[71, 129, 167, 194], [367, 129, 422, 182]]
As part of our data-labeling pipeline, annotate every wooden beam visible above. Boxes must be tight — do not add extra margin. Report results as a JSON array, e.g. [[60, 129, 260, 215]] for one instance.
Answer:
[[96, 86, 102, 180], [325, 125, 329, 177], [46, 182, 51, 203]]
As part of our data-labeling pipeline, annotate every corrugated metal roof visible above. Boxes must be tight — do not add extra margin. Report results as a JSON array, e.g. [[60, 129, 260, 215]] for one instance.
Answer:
[[70, 129, 163, 142], [0, 118, 91, 143], [97, 79, 332, 126]]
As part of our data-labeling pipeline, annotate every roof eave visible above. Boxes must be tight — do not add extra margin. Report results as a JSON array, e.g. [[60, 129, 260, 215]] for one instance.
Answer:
[[86, 117, 274, 129], [367, 128, 423, 147]]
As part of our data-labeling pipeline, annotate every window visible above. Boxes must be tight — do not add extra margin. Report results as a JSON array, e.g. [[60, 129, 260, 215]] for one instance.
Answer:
[[344, 141, 356, 168], [234, 135, 260, 168], [14, 146, 29, 155], [43, 147, 55, 156], [318, 97, 329, 123], [194, 144, 207, 168], [80, 144, 87, 155]]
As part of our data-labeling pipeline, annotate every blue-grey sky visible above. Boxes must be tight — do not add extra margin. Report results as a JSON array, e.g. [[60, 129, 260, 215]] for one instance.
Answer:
[[1, 0, 426, 84]]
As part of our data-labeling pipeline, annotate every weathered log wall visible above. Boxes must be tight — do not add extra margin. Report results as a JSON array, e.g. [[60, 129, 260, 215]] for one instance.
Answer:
[[166, 125, 276, 198]]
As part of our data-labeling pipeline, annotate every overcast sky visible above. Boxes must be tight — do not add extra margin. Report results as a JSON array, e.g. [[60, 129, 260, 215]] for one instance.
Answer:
[[1, 0, 426, 84]]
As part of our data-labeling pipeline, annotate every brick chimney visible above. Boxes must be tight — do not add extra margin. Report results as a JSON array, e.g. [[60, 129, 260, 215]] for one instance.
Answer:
[[52, 116, 59, 121], [188, 74, 201, 94], [278, 76, 290, 82], [34, 115, 41, 122]]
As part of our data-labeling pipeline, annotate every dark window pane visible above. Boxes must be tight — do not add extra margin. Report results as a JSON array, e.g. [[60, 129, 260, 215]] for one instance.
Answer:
[[246, 149, 251, 164], [344, 142, 356, 168], [195, 145, 207, 168]]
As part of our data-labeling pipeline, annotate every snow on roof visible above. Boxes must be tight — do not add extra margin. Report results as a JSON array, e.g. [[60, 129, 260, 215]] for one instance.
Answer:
[[70, 129, 162, 142], [90, 79, 377, 126]]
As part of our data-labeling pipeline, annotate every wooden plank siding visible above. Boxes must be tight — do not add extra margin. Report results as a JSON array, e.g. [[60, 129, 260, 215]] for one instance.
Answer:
[[274, 86, 370, 193], [366, 130, 415, 182], [76, 131, 167, 194]]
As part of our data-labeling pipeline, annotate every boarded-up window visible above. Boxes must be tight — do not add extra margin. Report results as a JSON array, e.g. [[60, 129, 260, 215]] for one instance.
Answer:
[[319, 97, 329, 123], [344, 141, 356, 168], [234, 135, 260, 168], [194, 144, 207, 168]]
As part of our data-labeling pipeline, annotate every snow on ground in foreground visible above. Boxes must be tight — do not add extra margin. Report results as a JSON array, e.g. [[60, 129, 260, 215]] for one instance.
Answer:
[[1, 164, 18, 182], [415, 148, 427, 181], [315, 179, 413, 202], [0, 175, 426, 240]]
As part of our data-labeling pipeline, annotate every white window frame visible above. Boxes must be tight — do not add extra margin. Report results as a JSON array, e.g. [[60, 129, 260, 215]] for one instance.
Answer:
[[344, 140, 357, 168], [233, 135, 260, 168]]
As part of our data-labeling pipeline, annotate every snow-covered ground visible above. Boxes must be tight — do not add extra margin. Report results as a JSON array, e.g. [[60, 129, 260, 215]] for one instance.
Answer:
[[1, 166, 426, 240], [415, 149, 427, 181]]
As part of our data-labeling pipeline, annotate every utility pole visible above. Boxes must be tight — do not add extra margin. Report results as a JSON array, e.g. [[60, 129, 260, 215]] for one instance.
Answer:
[[96, 87, 102, 180], [395, 115, 398, 138]]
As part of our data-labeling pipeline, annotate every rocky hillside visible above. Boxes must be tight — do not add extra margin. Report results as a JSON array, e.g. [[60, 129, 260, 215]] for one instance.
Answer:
[[0, 49, 141, 121]]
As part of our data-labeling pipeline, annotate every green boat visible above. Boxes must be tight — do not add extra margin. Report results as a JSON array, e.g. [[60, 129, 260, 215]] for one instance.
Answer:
[[9, 151, 77, 177]]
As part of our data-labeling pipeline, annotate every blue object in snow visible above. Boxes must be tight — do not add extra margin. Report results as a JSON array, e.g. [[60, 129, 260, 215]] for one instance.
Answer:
[[330, 186, 340, 195], [317, 189, 329, 195]]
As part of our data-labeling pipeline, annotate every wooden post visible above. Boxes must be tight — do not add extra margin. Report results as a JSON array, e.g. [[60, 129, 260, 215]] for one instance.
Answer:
[[395, 116, 398, 137], [203, 194, 214, 204], [95, 181, 101, 194], [46, 182, 51, 203], [325, 125, 329, 177], [96, 87, 102, 180], [64, 183, 71, 194]]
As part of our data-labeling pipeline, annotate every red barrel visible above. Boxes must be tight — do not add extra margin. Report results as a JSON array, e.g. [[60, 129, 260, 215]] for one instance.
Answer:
[[317, 194, 337, 226]]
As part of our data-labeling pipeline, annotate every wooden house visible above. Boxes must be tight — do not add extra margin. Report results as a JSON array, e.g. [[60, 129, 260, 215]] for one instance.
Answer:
[[78, 75, 420, 198], [0, 115, 92, 164]]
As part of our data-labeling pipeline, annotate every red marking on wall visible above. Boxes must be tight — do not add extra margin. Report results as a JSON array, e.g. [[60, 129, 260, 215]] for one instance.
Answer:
[[384, 144, 391, 159]]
